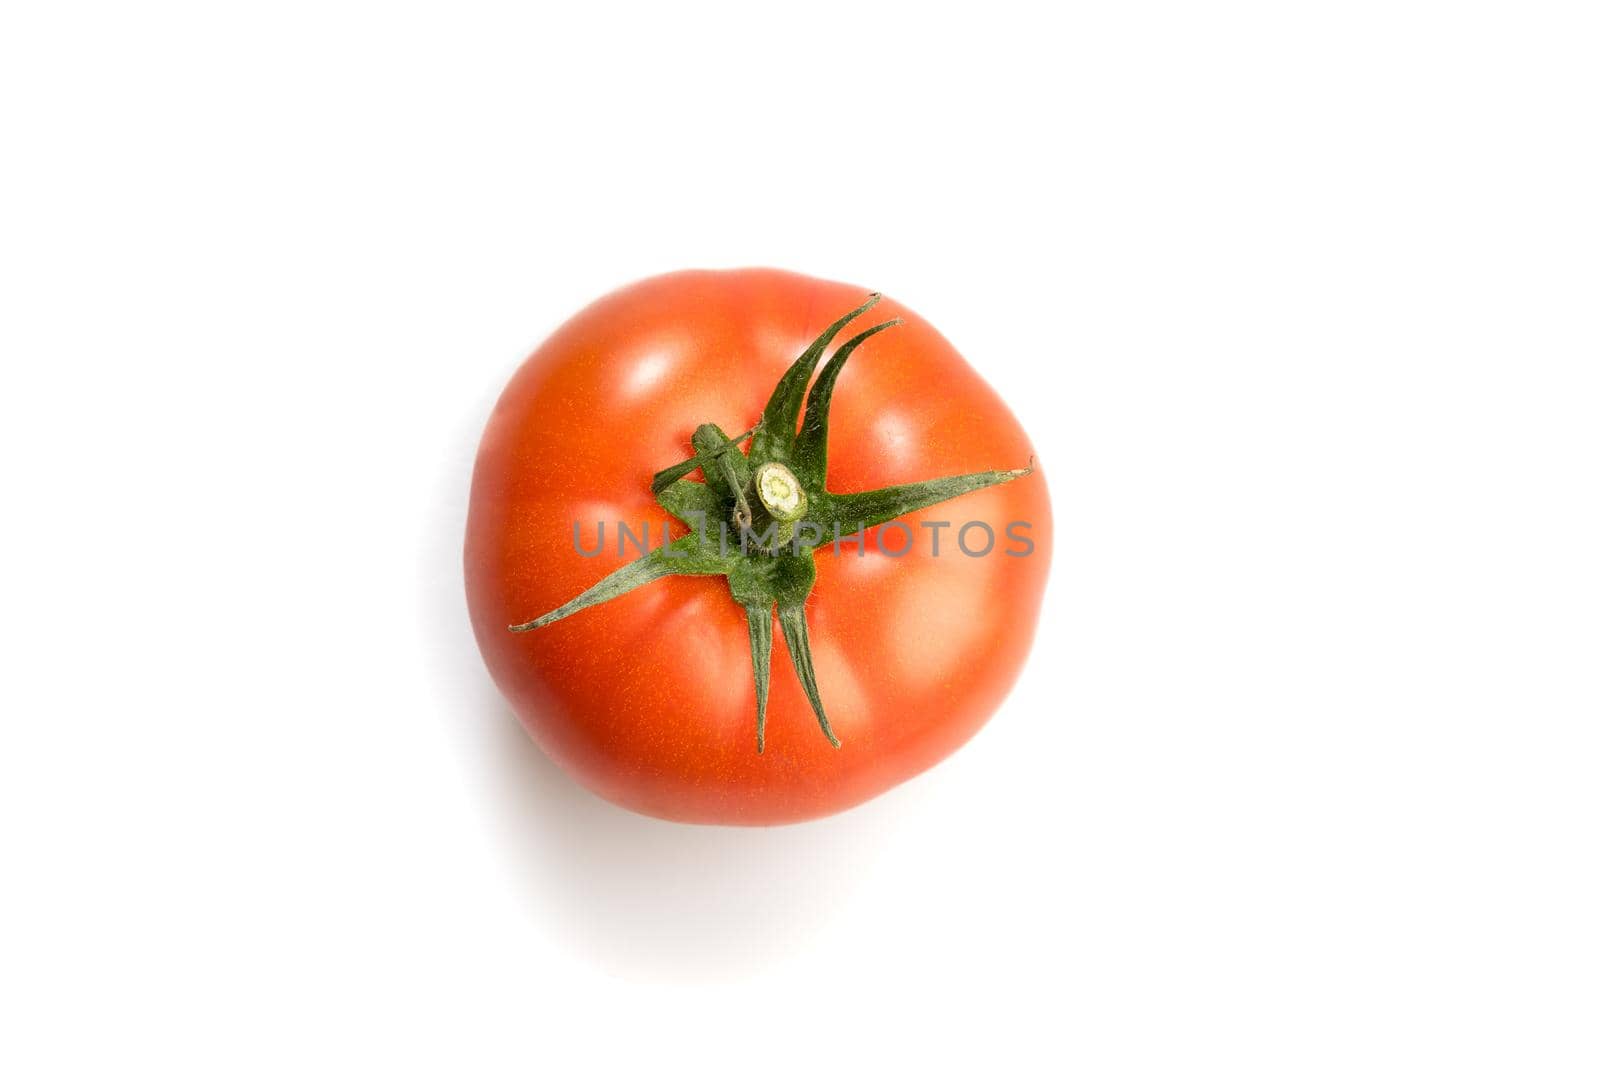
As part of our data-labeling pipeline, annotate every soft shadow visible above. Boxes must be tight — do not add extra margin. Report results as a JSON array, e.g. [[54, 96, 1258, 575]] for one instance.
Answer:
[[481, 688, 908, 980], [426, 393, 909, 983]]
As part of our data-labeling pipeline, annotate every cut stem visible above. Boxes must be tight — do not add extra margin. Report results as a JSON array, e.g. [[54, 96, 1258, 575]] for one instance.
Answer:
[[754, 462, 807, 520]]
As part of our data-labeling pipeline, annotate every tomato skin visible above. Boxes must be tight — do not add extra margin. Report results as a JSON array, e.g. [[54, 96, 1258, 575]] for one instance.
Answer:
[[465, 268, 1051, 825]]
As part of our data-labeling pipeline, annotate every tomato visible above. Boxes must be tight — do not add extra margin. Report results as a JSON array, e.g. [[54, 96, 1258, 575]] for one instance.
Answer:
[[465, 268, 1051, 825]]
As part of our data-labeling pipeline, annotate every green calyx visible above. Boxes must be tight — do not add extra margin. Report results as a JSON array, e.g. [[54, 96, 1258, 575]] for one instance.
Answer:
[[510, 292, 1035, 752]]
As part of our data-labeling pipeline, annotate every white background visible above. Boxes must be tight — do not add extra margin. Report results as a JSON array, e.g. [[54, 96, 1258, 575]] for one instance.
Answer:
[[3, 2, 1596, 1064]]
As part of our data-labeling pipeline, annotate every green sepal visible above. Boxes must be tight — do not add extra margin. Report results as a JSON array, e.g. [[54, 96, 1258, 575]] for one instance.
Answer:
[[728, 557, 797, 752], [743, 603, 773, 752], [749, 293, 880, 466], [649, 424, 756, 495], [790, 318, 902, 485], [690, 423, 754, 512], [778, 603, 838, 748], [508, 533, 735, 631], [767, 552, 836, 747], [655, 479, 721, 529], [809, 464, 1033, 543]]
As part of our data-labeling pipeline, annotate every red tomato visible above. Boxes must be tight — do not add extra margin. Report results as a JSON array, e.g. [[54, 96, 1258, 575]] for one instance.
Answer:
[[465, 268, 1050, 824]]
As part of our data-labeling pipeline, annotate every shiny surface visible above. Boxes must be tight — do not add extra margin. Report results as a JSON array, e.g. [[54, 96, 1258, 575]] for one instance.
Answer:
[[466, 269, 1051, 824]]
